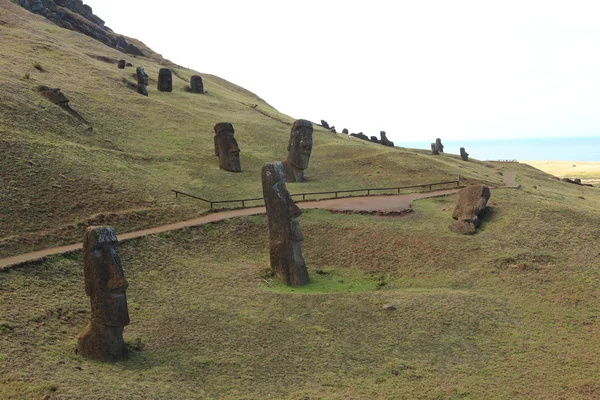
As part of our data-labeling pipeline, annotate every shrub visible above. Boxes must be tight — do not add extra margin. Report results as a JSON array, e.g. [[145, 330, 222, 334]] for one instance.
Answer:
[[33, 61, 44, 71]]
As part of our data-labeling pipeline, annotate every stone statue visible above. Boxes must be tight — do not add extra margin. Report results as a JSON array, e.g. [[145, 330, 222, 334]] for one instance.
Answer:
[[460, 147, 469, 161], [118, 60, 125, 69], [320, 120, 330, 129], [190, 75, 204, 93], [262, 161, 309, 286], [283, 119, 313, 183], [77, 226, 130, 361], [449, 185, 490, 235], [380, 131, 394, 147], [435, 138, 444, 153], [213, 122, 241, 172], [431, 143, 439, 155], [157, 68, 172, 92], [136, 67, 148, 96], [342, 128, 349, 134]]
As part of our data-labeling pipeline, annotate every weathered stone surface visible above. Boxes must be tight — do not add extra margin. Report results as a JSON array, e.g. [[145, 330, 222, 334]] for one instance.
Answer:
[[157, 68, 172, 92], [118, 60, 125, 69], [320, 120, 330, 129], [262, 162, 309, 286], [351, 132, 370, 141], [380, 131, 394, 147], [449, 184, 490, 235], [370, 136, 379, 143], [460, 147, 469, 161], [342, 128, 349, 134], [190, 75, 204, 94], [431, 143, 439, 155], [136, 67, 148, 96], [330, 126, 336, 133], [77, 226, 129, 361], [283, 119, 313, 182], [213, 122, 241, 172], [435, 138, 444, 153]]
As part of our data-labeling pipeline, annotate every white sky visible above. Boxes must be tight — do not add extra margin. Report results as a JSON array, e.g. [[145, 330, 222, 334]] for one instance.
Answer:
[[84, 0, 600, 143]]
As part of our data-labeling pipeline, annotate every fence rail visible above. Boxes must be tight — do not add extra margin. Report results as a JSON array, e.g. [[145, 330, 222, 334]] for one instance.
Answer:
[[172, 179, 460, 209]]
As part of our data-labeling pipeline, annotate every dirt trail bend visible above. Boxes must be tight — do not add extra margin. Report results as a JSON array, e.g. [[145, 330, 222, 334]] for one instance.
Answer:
[[0, 189, 460, 270]]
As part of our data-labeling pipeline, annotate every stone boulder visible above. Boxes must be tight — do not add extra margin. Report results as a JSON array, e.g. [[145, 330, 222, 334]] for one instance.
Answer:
[[449, 184, 491, 235], [157, 68, 172, 92]]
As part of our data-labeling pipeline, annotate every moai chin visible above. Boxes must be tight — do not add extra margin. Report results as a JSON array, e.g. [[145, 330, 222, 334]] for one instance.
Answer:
[[136, 67, 148, 96], [190, 75, 204, 94], [460, 147, 469, 161], [435, 138, 444, 153], [262, 161, 309, 286], [283, 119, 313, 183], [157, 68, 172, 92], [77, 226, 130, 361], [213, 122, 241, 172]]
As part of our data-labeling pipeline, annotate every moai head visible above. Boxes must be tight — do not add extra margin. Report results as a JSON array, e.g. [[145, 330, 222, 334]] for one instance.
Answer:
[[261, 162, 308, 286], [118, 60, 126, 69], [431, 143, 439, 155], [136, 67, 148, 96], [83, 226, 130, 327], [190, 75, 204, 93], [286, 119, 313, 170], [435, 138, 444, 153], [157, 68, 173, 92], [460, 147, 469, 161], [213, 122, 241, 172]]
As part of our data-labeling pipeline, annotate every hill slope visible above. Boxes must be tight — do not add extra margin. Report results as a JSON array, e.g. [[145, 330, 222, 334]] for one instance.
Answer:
[[1, 0, 496, 258]]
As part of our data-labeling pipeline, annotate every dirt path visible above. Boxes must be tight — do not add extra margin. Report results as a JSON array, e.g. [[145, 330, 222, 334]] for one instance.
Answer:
[[0, 189, 459, 270]]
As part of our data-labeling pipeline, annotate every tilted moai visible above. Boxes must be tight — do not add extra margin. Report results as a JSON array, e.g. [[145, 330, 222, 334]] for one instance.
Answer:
[[283, 119, 313, 183], [77, 226, 130, 361], [460, 147, 469, 161], [136, 67, 149, 96], [262, 161, 309, 286], [190, 75, 204, 94], [320, 120, 330, 129], [118, 60, 126, 69], [435, 138, 444, 153], [380, 131, 394, 147], [431, 143, 439, 155], [157, 68, 172, 92], [213, 122, 241, 172]]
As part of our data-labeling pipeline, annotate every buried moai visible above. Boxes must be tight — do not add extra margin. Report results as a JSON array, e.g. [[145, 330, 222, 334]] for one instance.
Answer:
[[449, 184, 491, 235], [460, 147, 469, 161], [118, 60, 126, 69], [77, 226, 130, 361], [262, 161, 309, 286], [435, 138, 444, 153], [283, 119, 313, 182], [190, 75, 204, 93], [213, 122, 241, 172], [431, 143, 439, 155], [136, 67, 149, 96], [380, 131, 394, 147], [157, 68, 172, 92]]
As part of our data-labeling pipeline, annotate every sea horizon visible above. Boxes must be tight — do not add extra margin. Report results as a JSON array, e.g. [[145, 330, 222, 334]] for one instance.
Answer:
[[398, 137, 600, 162]]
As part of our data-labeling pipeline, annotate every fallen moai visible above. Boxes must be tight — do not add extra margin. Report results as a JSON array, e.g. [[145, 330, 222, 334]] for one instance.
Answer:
[[77, 226, 130, 361], [213, 122, 241, 172], [262, 161, 309, 286], [450, 184, 491, 234], [460, 147, 469, 161], [350, 132, 369, 141], [37, 86, 88, 124], [283, 119, 313, 182], [562, 178, 593, 187], [136, 67, 148, 96], [157, 68, 172, 92]]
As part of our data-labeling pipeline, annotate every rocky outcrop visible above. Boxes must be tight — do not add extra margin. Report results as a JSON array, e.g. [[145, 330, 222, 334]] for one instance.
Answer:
[[449, 184, 490, 235], [15, 0, 145, 57]]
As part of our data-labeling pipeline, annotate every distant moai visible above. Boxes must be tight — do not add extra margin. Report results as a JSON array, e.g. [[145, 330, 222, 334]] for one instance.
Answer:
[[136, 67, 148, 96], [460, 147, 469, 161], [157, 68, 172, 92], [450, 185, 491, 235], [118, 60, 126, 69], [262, 161, 309, 286], [190, 75, 204, 94], [435, 138, 444, 153], [213, 122, 241, 172], [320, 120, 330, 129], [380, 131, 394, 147], [370, 136, 379, 143], [283, 119, 313, 183], [431, 143, 439, 155], [342, 128, 349, 134], [77, 226, 130, 361]]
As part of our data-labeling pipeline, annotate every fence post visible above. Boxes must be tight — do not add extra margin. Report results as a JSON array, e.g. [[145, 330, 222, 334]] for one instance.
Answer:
[[303, 194, 306, 201], [242, 200, 245, 208], [367, 189, 370, 195], [175, 191, 178, 198], [210, 202, 213, 209], [335, 192, 338, 198], [429, 184, 432, 191]]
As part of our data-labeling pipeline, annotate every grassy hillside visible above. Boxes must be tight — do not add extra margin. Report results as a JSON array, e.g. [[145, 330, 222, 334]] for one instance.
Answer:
[[0, 0, 503, 258], [1, 164, 599, 399]]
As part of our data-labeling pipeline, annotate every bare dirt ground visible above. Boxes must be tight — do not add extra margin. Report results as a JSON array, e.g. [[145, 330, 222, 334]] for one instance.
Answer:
[[0, 189, 460, 270], [523, 160, 600, 183]]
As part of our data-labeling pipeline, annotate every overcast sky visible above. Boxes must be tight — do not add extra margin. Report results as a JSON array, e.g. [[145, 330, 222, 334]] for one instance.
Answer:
[[84, 0, 600, 144]]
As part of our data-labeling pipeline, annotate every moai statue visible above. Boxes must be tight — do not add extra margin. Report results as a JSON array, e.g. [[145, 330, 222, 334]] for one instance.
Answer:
[[342, 128, 349, 134], [435, 138, 444, 153], [431, 143, 439, 155], [283, 119, 313, 183], [460, 147, 469, 161], [136, 67, 148, 96], [118, 60, 126, 69], [380, 131, 394, 147], [157, 68, 172, 92], [262, 161, 309, 286], [77, 226, 130, 361], [320, 120, 330, 129], [190, 75, 204, 94], [213, 122, 241, 172]]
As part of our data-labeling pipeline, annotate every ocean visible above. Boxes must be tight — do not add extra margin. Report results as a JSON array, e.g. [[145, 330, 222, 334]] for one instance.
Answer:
[[399, 137, 600, 162]]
